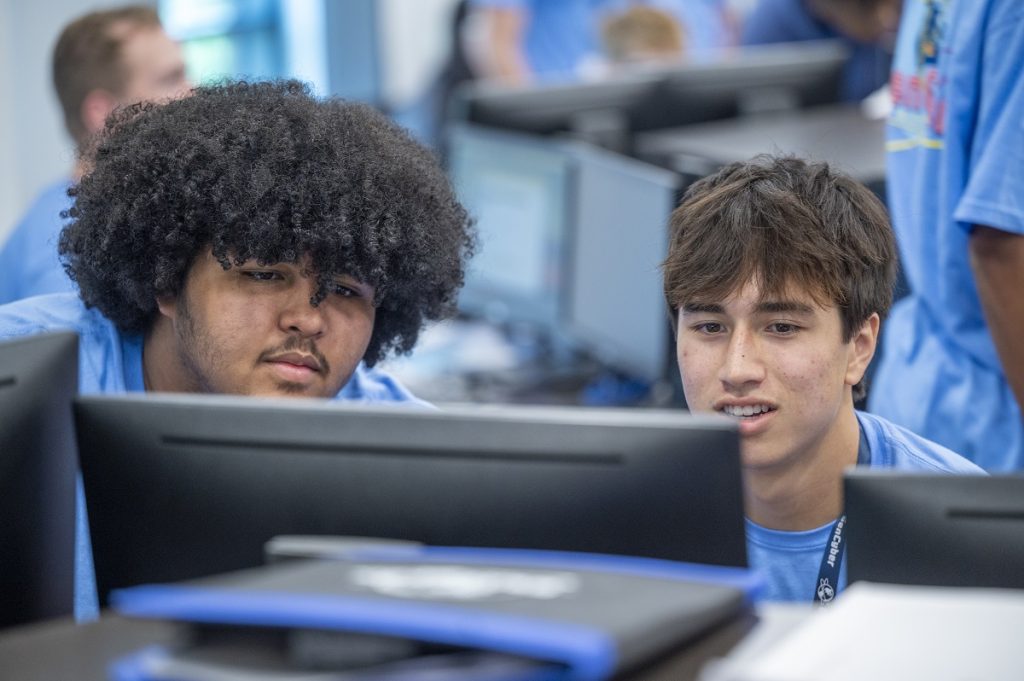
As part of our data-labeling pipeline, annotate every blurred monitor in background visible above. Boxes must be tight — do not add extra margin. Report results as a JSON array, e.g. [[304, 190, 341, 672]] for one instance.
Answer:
[[741, 0, 901, 101], [425, 124, 679, 405], [0, 6, 189, 305], [451, 40, 846, 154]]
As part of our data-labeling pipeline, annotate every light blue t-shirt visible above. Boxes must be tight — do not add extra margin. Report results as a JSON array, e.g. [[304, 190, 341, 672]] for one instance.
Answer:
[[470, 0, 732, 80], [740, 0, 892, 101], [746, 411, 983, 603], [869, 0, 1024, 471], [0, 293, 428, 621], [0, 179, 76, 305]]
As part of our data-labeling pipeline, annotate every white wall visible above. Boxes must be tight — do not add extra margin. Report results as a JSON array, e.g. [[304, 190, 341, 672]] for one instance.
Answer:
[[0, 0, 459, 242], [0, 0, 158, 244], [0, 0, 17, 239], [378, 0, 461, 108]]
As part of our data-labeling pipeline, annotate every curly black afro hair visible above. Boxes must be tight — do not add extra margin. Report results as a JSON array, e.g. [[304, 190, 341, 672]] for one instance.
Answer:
[[60, 79, 474, 366]]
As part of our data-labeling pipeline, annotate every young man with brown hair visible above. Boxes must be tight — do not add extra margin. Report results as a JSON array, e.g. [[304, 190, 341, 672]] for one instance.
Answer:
[[663, 155, 980, 603], [0, 5, 189, 303]]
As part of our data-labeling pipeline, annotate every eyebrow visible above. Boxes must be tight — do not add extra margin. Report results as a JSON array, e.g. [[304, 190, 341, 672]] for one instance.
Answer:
[[680, 301, 815, 315]]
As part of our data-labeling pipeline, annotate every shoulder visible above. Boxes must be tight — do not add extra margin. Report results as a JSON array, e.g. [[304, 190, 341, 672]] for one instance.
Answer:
[[0, 294, 129, 394], [0, 293, 91, 335], [334, 363, 433, 408], [0, 293, 121, 355], [857, 411, 985, 474], [14, 179, 73, 231]]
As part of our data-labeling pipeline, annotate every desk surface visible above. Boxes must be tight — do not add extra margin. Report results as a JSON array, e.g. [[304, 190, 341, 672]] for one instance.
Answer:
[[0, 610, 761, 681], [636, 104, 886, 185]]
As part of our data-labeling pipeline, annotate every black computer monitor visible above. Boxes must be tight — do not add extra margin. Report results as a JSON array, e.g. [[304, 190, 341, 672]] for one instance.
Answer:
[[845, 470, 1024, 589], [452, 41, 847, 145], [76, 394, 745, 604], [0, 332, 79, 628]]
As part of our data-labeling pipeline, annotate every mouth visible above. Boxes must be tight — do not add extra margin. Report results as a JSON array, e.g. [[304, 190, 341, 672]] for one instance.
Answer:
[[719, 404, 776, 419], [265, 352, 323, 382], [716, 402, 777, 435]]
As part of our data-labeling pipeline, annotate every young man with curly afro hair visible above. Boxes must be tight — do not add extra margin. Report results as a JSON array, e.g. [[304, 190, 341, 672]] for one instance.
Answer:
[[0, 80, 475, 619], [1, 79, 474, 402], [663, 156, 981, 604]]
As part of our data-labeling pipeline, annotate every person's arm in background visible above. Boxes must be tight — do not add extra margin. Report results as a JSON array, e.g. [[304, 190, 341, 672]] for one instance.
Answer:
[[969, 228, 1024, 413], [958, 4, 1024, 419], [463, 2, 532, 84], [740, 0, 820, 44]]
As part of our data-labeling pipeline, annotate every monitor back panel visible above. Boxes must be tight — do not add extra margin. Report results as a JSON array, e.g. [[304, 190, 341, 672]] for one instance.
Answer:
[[76, 396, 745, 603], [845, 471, 1024, 589], [0, 332, 78, 627]]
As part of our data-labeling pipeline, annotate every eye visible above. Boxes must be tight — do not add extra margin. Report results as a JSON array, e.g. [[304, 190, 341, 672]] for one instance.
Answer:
[[329, 281, 361, 298], [768, 322, 800, 335], [692, 321, 725, 335], [242, 270, 282, 283]]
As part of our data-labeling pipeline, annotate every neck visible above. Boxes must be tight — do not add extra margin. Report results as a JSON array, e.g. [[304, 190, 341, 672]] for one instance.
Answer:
[[142, 315, 198, 393], [744, 404, 860, 531]]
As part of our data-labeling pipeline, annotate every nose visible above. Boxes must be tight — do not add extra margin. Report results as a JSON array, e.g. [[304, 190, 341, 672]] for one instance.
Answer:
[[718, 326, 766, 389], [278, 279, 327, 338]]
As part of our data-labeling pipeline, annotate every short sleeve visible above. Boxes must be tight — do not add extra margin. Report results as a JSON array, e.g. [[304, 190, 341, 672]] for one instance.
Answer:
[[954, 5, 1024, 234]]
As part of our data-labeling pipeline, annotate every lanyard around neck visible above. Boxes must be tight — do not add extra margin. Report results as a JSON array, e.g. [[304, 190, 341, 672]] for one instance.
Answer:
[[812, 425, 870, 605]]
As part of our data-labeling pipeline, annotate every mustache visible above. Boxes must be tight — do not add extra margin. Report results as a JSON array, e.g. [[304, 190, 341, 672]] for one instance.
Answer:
[[257, 336, 331, 376]]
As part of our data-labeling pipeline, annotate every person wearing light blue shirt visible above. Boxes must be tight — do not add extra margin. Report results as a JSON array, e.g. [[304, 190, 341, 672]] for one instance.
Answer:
[[0, 180, 75, 304], [465, 0, 733, 83], [745, 411, 979, 601], [0, 81, 474, 621], [869, 0, 1024, 472], [662, 155, 981, 603], [0, 6, 190, 305]]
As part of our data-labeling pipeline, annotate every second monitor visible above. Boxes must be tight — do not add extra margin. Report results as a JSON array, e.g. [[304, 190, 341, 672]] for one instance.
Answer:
[[449, 123, 680, 383], [76, 394, 745, 604]]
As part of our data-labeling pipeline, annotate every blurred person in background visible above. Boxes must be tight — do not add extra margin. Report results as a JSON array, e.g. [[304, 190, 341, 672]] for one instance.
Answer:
[[869, 0, 1024, 471], [741, 0, 901, 100], [0, 5, 189, 304], [464, 0, 735, 85]]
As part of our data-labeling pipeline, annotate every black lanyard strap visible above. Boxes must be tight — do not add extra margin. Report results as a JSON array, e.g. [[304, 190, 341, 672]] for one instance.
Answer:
[[812, 425, 871, 604]]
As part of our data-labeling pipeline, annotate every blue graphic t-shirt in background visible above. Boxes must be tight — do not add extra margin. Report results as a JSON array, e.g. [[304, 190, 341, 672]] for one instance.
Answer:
[[869, 0, 1024, 471], [740, 0, 892, 101], [745, 411, 982, 603], [0, 179, 76, 305], [0, 293, 429, 621]]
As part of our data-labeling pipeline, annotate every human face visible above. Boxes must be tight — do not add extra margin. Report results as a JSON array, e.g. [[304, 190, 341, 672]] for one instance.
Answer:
[[156, 252, 376, 398], [675, 280, 877, 472], [117, 26, 190, 105]]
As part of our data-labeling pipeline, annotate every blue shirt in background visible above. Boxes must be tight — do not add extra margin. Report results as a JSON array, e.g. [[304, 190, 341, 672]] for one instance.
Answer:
[[869, 0, 1024, 471], [741, 0, 892, 100], [470, 0, 733, 80], [0, 179, 76, 305], [746, 411, 983, 602], [0, 293, 428, 621]]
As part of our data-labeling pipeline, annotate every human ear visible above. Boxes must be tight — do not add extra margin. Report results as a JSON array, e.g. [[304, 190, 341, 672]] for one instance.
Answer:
[[155, 293, 178, 321], [79, 89, 119, 136], [845, 313, 880, 386]]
